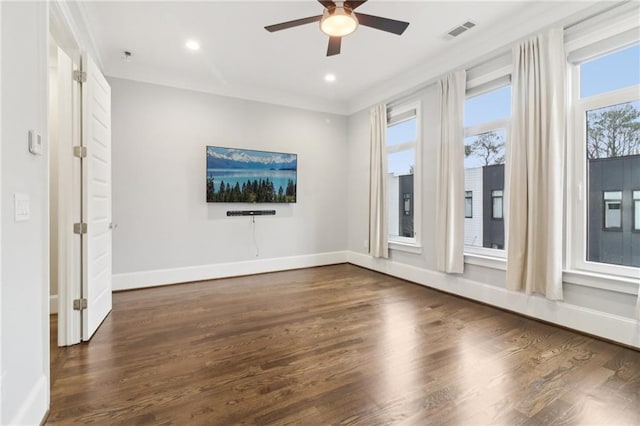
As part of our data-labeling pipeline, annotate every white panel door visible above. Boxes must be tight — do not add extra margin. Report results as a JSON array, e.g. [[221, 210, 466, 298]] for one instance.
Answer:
[[82, 55, 112, 341]]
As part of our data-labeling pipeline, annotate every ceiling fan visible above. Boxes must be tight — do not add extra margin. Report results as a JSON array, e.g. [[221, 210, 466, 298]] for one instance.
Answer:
[[265, 0, 410, 57]]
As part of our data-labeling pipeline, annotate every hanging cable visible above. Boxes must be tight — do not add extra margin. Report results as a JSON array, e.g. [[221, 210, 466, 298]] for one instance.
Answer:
[[251, 215, 259, 257]]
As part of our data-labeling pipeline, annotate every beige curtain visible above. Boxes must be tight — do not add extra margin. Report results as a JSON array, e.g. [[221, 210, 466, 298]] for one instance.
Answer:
[[636, 293, 640, 320], [436, 71, 466, 273], [507, 28, 565, 300], [369, 104, 389, 258]]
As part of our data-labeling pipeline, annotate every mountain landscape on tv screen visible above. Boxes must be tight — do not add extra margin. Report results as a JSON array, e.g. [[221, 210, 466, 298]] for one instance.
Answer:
[[206, 146, 297, 203], [206, 147, 297, 171]]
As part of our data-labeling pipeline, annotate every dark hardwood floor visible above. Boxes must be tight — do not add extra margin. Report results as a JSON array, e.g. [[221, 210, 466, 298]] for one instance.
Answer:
[[48, 264, 640, 425]]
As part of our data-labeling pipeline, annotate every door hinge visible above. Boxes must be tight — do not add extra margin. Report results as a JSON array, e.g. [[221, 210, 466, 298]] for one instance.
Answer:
[[73, 298, 88, 311], [73, 222, 87, 234], [73, 70, 87, 83], [73, 146, 87, 158]]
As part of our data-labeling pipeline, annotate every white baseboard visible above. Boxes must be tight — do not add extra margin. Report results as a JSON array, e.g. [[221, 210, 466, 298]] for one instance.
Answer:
[[347, 251, 640, 349], [113, 251, 349, 291], [50, 294, 58, 314], [8, 374, 48, 426], [110, 249, 638, 348]]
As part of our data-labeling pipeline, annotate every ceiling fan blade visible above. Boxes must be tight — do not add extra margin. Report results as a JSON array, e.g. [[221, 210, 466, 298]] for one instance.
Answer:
[[355, 13, 410, 35], [344, 1, 367, 10], [327, 36, 342, 56], [317, 0, 336, 8], [265, 15, 322, 32]]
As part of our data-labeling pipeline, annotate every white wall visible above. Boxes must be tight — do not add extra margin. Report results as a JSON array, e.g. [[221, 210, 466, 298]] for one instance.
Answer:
[[346, 79, 640, 349], [0, 1, 3, 421], [1, 1, 50, 424], [110, 78, 348, 286]]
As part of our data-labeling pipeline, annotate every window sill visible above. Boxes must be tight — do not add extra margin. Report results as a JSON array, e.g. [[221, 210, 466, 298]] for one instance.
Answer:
[[563, 270, 639, 296], [464, 253, 507, 271], [460, 257, 638, 296], [389, 241, 423, 254]]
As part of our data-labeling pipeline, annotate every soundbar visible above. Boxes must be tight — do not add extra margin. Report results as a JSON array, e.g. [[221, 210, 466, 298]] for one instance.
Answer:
[[226, 210, 276, 217]]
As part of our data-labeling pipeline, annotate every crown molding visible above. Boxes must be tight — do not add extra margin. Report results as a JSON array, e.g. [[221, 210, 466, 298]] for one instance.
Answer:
[[346, 1, 612, 115], [50, 0, 104, 70]]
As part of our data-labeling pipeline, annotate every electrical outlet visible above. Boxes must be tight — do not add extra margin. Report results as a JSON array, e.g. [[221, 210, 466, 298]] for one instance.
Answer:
[[14, 193, 30, 222], [28, 130, 43, 155]]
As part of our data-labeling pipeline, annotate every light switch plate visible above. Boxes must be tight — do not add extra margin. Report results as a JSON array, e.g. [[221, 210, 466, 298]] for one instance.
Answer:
[[28, 130, 43, 155], [14, 193, 30, 222]]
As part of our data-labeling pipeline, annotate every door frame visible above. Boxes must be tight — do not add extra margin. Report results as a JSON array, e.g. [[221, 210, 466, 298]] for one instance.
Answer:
[[0, 1, 3, 421], [49, 0, 83, 346]]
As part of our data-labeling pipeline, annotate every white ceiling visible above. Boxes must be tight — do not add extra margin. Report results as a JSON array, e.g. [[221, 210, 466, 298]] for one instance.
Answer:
[[81, 1, 601, 114]]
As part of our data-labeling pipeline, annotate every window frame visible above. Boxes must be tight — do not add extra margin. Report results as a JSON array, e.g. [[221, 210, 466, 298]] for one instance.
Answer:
[[403, 193, 412, 216], [491, 190, 504, 220], [386, 101, 422, 250], [633, 190, 640, 232], [602, 191, 623, 231], [566, 50, 639, 279], [463, 82, 511, 259], [465, 191, 473, 218]]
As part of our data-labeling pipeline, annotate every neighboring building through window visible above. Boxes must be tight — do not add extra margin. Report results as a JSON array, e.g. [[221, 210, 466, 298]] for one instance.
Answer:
[[465, 191, 473, 218], [634, 190, 640, 231], [387, 103, 420, 245], [603, 191, 622, 230], [403, 193, 412, 216], [463, 85, 510, 253], [572, 42, 640, 270], [492, 190, 504, 220]]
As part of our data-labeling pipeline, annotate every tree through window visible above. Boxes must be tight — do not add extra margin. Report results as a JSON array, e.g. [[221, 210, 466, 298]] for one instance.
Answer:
[[463, 84, 510, 253]]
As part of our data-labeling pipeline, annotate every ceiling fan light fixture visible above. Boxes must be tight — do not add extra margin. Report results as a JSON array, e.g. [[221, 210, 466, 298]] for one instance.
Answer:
[[185, 39, 200, 51], [320, 5, 358, 37]]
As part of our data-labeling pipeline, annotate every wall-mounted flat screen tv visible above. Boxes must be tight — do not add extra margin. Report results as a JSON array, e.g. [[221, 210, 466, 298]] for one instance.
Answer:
[[206, 146, 297, 203]]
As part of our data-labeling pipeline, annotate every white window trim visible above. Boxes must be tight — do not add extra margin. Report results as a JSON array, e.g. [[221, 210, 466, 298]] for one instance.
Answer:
[[390, 240, 423, 254], [566, 60, 640, 280], [387, 101, 422, 249], [464, 245, 506, 259], [464, 253, 506, 271], [562, 270, 639, 296], [387, 141, 414, 154], [464, 118, 510, 138], [564, 3, 639, 60]]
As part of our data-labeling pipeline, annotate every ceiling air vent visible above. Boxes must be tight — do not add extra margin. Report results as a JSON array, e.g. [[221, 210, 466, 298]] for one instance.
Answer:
[[447, 21, 476, 38]]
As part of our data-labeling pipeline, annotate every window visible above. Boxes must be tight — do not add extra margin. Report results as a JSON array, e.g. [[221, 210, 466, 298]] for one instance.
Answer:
[[387, 103, 421, 246], [492, 190, 504, 220], [603, 191, 622, 230], [580, 44, 640, 98], [403, 193, 412, 216], [464, 85, 510, 253], [465, 191, 473, 218], [633, 190, 640, 231], [569, 42, 640, 273]]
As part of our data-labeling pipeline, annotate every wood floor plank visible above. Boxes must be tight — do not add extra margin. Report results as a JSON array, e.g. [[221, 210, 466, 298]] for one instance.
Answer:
[[47, 264, 640, 425]]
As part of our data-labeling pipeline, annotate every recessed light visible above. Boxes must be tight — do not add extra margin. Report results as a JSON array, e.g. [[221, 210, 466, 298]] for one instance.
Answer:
[[185, 40, 200, 51], [325, 73, 336, 82]]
